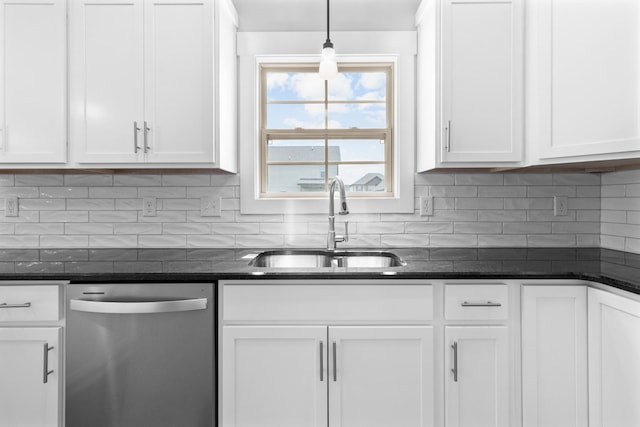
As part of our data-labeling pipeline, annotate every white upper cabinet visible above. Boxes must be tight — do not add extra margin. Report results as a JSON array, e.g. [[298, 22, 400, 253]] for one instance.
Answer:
[[70, 0, 143, 164], [417, 0, 523, 170], [70, 0, 237, 169], [144, 0, 213, 163], [527, 0, 640, 164], [0, 0, 66, 164]]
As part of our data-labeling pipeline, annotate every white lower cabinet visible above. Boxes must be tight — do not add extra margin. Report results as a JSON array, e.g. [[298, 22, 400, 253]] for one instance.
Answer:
[[329, 326, 434, 427], [220, 279, 640, 427], [445, 326, 509, 427], [222, 326, 327, 427], [0, 282, 65, 427], [588, 287, 640, 427], [222, 325, 434, 427], [0, 327, 61, 427], [220, 280, 435, 427], [521, 285, 588, 427]]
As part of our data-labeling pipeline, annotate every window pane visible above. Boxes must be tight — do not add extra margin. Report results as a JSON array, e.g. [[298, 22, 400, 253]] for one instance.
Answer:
[[329, 71, 387, 102], [328, 139, 385, 162], [267, 164, 340, 193], [267, 103, 325, 129], [327, 103, 386, 129], [267, 140, 341, 163], [266, 71, 324, 101], [340, 164, 386, 192]]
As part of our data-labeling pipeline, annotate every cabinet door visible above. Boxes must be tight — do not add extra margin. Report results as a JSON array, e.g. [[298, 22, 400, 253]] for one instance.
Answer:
[[70, 0, 144, 163], [222, 326, 328, 427], [0, 327, 61, 427], [445, 326, 509, 427], [328, 326, 434, 427], [588, 288, 640, 427], [530, 0, 640, 160], [522, 286, 588, 427], [0, 0, 66, 163], [143, 0, 213, 163], [441, 0, 522, 163]]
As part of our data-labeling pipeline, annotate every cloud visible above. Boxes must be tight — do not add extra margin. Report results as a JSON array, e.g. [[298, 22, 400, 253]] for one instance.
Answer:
[[290, 73, 324, 100], [357, 72, 386, 90], [267, 72, 289, 90]]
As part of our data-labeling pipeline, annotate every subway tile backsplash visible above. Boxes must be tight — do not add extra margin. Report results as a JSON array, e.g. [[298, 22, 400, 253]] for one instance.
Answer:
[[601, 170, 640, 253], [0, 171, 637, 254]]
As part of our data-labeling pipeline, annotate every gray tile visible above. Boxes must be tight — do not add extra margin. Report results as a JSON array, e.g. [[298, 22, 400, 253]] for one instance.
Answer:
[[15, 174, 63, 186], [40, 249, 89, 262], [15, 262, 64, 274]]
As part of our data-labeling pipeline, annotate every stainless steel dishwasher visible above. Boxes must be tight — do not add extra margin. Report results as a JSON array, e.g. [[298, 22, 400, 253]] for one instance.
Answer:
[[66, 283, 214, 427]]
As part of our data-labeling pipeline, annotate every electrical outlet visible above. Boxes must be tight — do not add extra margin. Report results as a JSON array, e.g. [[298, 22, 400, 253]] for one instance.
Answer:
[[142, 197, 156, 217], [201, 196, 221, 217], [554, 196, 568, 216], [4, 196, 18, 217], [420, 196, 434, 216]]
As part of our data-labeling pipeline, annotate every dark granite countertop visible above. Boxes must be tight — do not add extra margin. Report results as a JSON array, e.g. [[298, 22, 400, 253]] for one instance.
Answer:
[[0, 247, 638, 294]]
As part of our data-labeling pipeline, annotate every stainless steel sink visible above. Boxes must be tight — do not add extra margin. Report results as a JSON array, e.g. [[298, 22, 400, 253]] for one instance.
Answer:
[[249, 250, 406, 268]]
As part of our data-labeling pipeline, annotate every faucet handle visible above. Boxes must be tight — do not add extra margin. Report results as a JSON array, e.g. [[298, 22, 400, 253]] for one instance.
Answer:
[[339, 220, 349, 243]]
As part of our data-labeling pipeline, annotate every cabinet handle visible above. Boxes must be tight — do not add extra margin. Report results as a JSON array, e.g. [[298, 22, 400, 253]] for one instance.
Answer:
[[332, 341, 337, 382], [445, 120, 451, 152], [461, 301, 502, 307], [43, 344, 54, 384], [320, 341, 324, 381], [451, 341, 458, 382], [0, 302, 31, 308], [133, 121, 141, 153], [144, 121, 150, 153]]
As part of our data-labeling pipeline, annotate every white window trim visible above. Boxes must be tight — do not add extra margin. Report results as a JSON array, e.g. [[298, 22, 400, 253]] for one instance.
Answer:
[[239, 31, 416, 214]]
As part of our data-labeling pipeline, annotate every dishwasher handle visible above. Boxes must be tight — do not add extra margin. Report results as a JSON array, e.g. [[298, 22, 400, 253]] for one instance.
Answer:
[[70, 298, 208, 314]]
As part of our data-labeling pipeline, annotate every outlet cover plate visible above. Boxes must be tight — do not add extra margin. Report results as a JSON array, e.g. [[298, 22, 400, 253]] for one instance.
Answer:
[[554, 196, 568, 216], [4, 196, 18, 217], [142, 197, 157, 217], [420, 196, 434, 216]]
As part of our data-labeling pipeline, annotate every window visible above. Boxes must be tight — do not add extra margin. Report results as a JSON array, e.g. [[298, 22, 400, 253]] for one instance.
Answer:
[[260, 63, 393, 198], [238, 31, 416, 214]]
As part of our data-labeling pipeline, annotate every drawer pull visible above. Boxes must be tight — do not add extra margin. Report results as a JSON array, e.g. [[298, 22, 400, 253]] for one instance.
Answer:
[[0, 302, 32, 309], [43, 344, 54, 384], [461, 301, 502, 307]]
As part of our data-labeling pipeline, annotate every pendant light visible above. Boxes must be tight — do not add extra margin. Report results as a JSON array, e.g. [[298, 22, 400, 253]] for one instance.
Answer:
[[319, 0, 338, 80]]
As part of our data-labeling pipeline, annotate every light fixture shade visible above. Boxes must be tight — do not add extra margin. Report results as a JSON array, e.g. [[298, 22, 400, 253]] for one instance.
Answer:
[[319, 46, 338, 80]]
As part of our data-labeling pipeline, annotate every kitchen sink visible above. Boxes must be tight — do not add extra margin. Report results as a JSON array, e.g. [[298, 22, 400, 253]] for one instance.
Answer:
[[249, 250, 406, 268]]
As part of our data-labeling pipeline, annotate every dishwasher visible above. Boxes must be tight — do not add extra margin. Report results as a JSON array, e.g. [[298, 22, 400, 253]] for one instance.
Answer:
[[66, 283, 214, 427]]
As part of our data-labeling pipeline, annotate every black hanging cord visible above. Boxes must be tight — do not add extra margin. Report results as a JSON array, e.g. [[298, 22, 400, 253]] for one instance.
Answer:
[[324, 0, 333, 48]]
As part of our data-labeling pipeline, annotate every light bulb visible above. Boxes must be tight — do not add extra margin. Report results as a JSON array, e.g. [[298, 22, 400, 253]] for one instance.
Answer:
[[319, 46, 338, 80]]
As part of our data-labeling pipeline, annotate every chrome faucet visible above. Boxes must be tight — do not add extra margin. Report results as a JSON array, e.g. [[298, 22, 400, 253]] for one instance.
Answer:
[[328, 176, 349, 250]]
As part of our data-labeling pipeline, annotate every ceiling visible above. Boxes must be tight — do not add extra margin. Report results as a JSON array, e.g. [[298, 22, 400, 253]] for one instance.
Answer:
[[231, 0, 423, 32]]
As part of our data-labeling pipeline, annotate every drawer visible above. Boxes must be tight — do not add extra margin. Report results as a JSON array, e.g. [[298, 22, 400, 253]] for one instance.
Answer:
[[222, 282, 433, 323], [444, 284, 508, 320], [0, 285, 60, 322]]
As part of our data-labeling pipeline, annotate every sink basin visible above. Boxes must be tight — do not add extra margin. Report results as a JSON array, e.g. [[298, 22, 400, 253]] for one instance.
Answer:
[[248, 251, 332, 268], [249, 250, 406, 268]]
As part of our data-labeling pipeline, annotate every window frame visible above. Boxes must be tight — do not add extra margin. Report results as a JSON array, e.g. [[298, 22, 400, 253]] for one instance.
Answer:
[[259, 62, 395, 198], [238, 31, 416, 215]]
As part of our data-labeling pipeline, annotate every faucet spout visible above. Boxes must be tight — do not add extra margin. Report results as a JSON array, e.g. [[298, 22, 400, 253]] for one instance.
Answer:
[[328, 177, 349, 250]]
